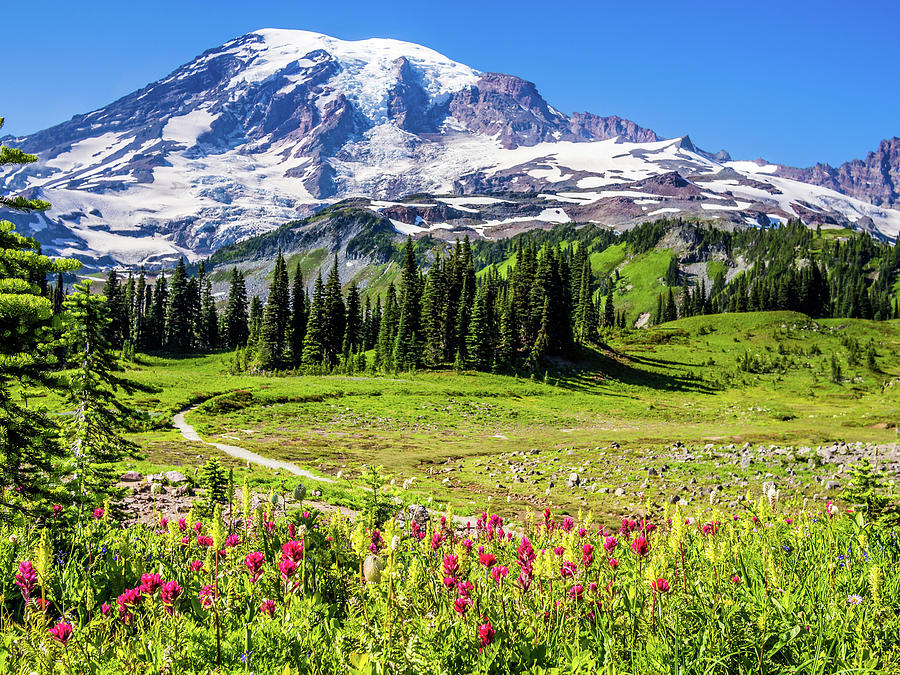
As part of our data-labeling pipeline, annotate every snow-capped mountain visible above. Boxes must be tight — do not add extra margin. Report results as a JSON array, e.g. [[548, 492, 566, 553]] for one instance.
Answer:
[[1, 28, 898, 268]]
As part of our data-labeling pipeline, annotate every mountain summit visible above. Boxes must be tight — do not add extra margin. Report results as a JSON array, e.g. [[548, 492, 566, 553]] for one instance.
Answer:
[[1, 29, 898, 267]]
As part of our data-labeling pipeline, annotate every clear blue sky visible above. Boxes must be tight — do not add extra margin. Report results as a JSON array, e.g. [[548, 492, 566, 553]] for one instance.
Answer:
[[2, 0, 896, 167]]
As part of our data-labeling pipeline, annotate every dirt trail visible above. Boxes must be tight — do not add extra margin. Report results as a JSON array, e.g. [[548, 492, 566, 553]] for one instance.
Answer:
[[173, 405, 334, 484]]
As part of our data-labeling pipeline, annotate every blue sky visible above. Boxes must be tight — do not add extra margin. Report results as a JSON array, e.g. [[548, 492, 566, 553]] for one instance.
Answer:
[[2, 0, 896, 167]]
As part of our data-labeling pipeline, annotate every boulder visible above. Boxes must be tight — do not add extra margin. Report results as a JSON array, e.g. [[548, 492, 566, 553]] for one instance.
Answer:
[[120, 471, 143, 482], [163, 471, 188, 484]]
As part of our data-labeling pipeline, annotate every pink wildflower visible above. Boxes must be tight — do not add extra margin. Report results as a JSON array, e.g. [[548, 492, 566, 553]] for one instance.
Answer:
[[13, 561, 37, 601], [651, 578, 670, 593], [189, 559, 204, 572], [478, 621, 495, 647], [93, 507, 104, 519], [260, 598, 276, 617], [245, 552, 266, 583], [568, 584, 584, 601], [139, 573, 163, 595], [479, 552, 497, 568], [199, 584, 218, 609], [630, 534, 651, 557], [560, 561, 577, 578], [453, 596, 472, 615], [281, 540, 304, 563], [278, 557, 298, 579], [48, 621, 72, 646]]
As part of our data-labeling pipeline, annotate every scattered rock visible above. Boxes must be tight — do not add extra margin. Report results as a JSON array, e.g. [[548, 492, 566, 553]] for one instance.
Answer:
[[163, 471, 188, 484], [120, 471, 143, 482]]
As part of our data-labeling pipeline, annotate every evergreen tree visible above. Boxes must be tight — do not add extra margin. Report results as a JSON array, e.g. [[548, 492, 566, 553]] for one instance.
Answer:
[[150, 275, 169, 351], [198, 457, 229, 515], [322, 256, 346, 367], [289, 264, 306, 366], [375, 283, 398, 371], [0, 122, 79, 515], [248, 296, 263, 347], [165, 258, 192, 352], [62, 280, 141, 510], [257, 250, 290, 369], [199, 278, 219, 350], [393, 237, 422, 370], [103, 270, 126, 349], [301, 274, 326, 369], [223, 268, 249, 349], [51, 272, 64, 315], [663, 288, 678, 323], [420, 261, 445, 366], [343, 281, 362, 359], [603, 289, 615, 328], [573, 259, 596, 343], [465, 282, 493, 370]]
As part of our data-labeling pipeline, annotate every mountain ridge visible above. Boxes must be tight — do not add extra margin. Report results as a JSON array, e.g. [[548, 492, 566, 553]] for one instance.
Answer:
[[0, 28, 898, 269]]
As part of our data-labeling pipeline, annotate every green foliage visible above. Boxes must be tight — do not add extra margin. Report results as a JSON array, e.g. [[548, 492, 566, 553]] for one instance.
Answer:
[[841, 457, 895, 521], [198, 456, 228, 514]]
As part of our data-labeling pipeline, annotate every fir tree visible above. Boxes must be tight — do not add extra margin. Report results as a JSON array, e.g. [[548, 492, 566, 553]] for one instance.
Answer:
[[322, 256, 346, 368], [343, 281, 362, 359], [375, 283, 398, 371], [103, 270, 126, 349], [257, 250, 290, 369], [223, 268, 249, 349], [62, 280, 141, 510], [200, 278, 219, 350], [573, 259, 596, 343], [289, 264, 306, 366], [0, 121, 79, 515], [603, 289, 615, 328], [393, 237, 422, 371], [465, 282, 493, 370], [198, 457, 229, 515], [165, 258, 192, 352], [248, 296, 263, 347], [301, 274, 326, 369], [51, 272, 64, 315]]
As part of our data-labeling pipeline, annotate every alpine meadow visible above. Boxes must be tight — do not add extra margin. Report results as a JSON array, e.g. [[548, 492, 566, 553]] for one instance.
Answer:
[[1, 12, 900, 675]]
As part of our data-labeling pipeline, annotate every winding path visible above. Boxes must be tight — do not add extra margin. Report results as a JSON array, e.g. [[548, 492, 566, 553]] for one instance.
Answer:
[[172, 405, 334, 484]]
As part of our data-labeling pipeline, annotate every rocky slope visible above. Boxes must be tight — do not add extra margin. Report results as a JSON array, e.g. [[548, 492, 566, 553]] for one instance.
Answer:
[[1, 29, 898, 268]]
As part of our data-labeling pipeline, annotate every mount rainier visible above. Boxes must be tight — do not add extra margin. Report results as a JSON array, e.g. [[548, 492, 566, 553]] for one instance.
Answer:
[[1, 28, 898, 268]]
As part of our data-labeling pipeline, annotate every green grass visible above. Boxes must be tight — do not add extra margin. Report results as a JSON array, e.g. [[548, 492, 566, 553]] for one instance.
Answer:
[[613, 248, 676, 323], [32, 311, 896, 520]]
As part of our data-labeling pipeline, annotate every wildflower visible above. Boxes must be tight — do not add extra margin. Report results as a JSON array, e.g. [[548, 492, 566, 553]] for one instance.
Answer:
[[199, 584, 218, 609], [48, 621, 72, 646], [93, 507, 104, 519], [578, 527, 587, 538], [288, 523, 296, 539], [193, 522, 203, 534], [581, 543, 594, 567], [443, 554, 459, 577], [731, 575, 740, 584], [491, 565, 509, 585], [457, 580, 474, 597], [560, 561, 577, 578], [608, 558, 619, 569], [260, 599, 276, 617], [568, 584, 584, 601], [101, 603, 111, 616], [197, 535, 213, 548], [603, 535, 618, 554], [453, 596, 472, 615], [431, 532, 444, 550], [177, 518, 187, 532], [847, 594, 863, 606], [240, 651, 253, 664], [561, 516, 575, 532], [479, 552, 497, 568], [139, 573, 163, 595], [160, 581, 182, 609], [478, 621, 495, 647], [589, 582, 598, 594], [225, 534, 241, 548], [52, 505, 62, 516], [442, 576, 456, 588], [462, 538, 473, 554], [278, 557, 298, 579], [517, 570, 533, 591], [245, 552, 266, 583], [180, 537, 190, 546], [651, 578, 670, 593], [13, 561, 38, 601], [630, 534, 651, 557], [517, 537, 536, 566], [553, 546, 565, 557], [281, 540, 304, 562], [189, 560, 204, 572]]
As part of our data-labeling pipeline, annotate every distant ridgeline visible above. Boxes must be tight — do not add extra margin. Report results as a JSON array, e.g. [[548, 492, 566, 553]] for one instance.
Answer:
[[66, 217, 900, 374]]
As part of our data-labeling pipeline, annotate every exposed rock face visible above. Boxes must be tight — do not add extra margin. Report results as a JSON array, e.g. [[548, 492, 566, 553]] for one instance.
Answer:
[[777, 138, 900, 209], [569, 112, 660, 143]]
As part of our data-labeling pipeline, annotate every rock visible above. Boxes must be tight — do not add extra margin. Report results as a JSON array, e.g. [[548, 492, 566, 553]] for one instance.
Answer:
[[163, 471, 188, 484], [407, 504, 430, 528], [648, 468, 658, 477], [825, 481, 841, 491], [312, 490, 323, 497], [740, 456, 752, 469], [565, 472, 581, 488], [668, 494, 680, 504], [146, 474, 163, 484], [120, 471, 143, 482], [174, 485, 190, 497], [614, 487, 625, 497]]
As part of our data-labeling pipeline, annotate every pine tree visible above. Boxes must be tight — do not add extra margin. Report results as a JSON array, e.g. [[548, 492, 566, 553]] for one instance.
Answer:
[[603, 289, 615, 328], [465, 282, 493, 370], [62, 280, 141, 510], [103, 270, 126, 349], [841, 458, 892, 520], [257, 250, 290, 369], [51, 272, 64, 315], [289, 264, 306, 366], [248, 296, 263, 347], [393, 237, 422, 371], [663, 288, 678, 323], [420, 261, 445, 366], [200, 278, 219, 350], [0, 121, 79, 515], [343, 281, 362, 359], [573, 259, 596, 343], [301, 273, 326, 369], [527, 298, 551, 372], [199, 457, 229, 515], [322, 256, 346, 368], [375, 283, 398, 371], [223, 268, 249, 349], [165, 258, 192, 352]]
